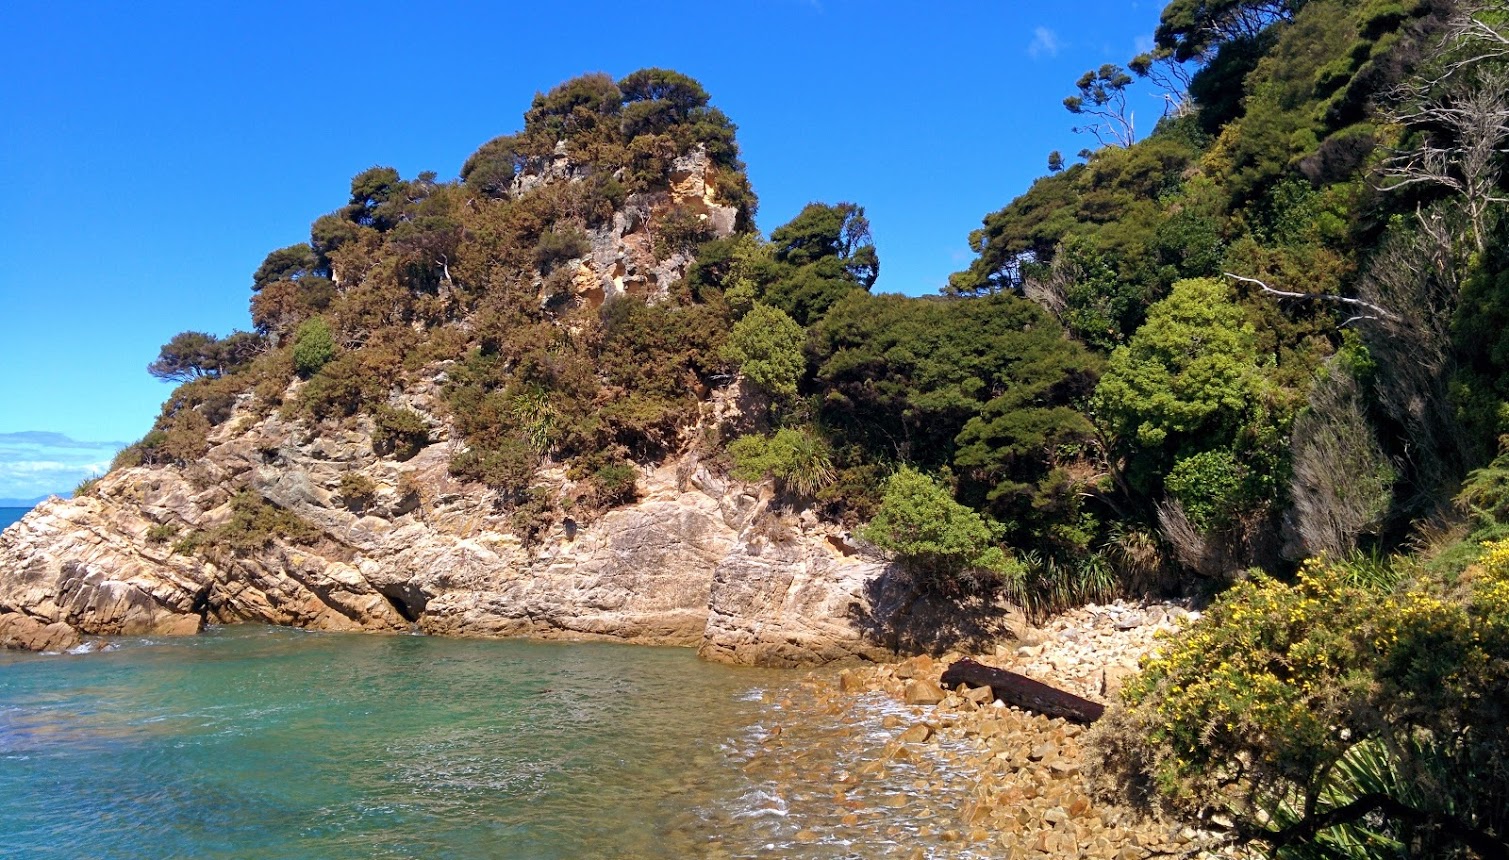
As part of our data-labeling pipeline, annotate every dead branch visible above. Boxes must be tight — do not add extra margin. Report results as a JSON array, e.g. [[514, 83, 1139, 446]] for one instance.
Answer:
[[1223, 273, 1400, 325]]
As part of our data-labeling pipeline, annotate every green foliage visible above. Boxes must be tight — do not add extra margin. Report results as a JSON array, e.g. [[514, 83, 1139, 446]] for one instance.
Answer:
[[721, 303, 805, 401], [448, 439, 540, 498], [1064, 64, 1136, 147], [460, 134, 522, 198], [859, 466, 1019, 591], [337, 472, 378, 511], [1093, 549, 1509, 857], [534, 227, 591, 274], [588, 459, 639, 508], [1094, 278, 1269, 477], [1154, 0, 1297, 62], [814, 291, 1101, 544], [253, 244, 322, 290], [728, 428, 836, 498], [145, 522, 178, 544], [291, 317, 336, 377], [148, 330, 262, 382], [1164, 449, 1261, 531], [760, 202, 879, 325], [372, 405, 430, 461], [184, 490, 322, 557]]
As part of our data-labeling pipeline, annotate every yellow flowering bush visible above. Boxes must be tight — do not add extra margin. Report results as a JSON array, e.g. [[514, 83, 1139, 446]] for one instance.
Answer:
[[1091, 546, 1509, 857]]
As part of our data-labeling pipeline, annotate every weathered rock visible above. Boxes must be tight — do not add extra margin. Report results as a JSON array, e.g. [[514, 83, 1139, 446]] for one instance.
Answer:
[[0, 393, 1029, 664], [896, 723, 934, 744], [0, 611, 81, 652], [904, 679, 947, 705]]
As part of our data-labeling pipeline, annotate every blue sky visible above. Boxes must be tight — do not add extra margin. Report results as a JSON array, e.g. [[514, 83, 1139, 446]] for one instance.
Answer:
[[0, 0, 1164, 498]]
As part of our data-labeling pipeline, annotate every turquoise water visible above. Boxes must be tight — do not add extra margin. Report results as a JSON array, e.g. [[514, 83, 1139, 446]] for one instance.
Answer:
[[0, 507, 28, 530], [0, 628, 795, 859]]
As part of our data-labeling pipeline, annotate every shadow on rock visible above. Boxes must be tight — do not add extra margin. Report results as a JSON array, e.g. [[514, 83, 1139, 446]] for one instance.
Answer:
[[851, 563, 1028, 657]]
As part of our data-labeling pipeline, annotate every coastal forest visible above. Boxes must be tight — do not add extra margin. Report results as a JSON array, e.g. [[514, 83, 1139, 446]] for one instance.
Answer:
[[103, 0, 1509, 855]]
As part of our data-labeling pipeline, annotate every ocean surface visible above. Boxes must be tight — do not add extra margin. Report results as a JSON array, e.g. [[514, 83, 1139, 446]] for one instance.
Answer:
[[0, 507, 28, 530], [0, 627, 993, 859]]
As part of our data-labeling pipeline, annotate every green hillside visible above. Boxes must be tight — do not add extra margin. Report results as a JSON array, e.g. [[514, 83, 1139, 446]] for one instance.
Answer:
[[101, 2, 1509, 851]]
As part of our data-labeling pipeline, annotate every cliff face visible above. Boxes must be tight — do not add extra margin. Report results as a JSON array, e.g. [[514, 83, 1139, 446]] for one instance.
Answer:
[[0, 133, 1025, 663], [0, 389, 1000, 663]]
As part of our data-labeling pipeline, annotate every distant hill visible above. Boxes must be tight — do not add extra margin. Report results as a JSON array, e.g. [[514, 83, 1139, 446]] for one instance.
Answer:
[[0, 495, 59, 508]]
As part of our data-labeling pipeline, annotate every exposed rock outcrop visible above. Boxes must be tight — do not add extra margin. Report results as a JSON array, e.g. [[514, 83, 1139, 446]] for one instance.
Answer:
[[0, 387, 1018, 662], [0, 145, 1013, 665]]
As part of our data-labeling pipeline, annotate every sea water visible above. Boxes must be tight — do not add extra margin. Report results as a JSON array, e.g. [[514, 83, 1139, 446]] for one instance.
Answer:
[[0, 627, 998, 859], [0, 507, 29, 530]]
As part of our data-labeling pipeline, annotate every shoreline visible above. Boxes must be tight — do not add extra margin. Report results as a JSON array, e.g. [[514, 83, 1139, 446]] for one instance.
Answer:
[[732, 598, 1238, 859]]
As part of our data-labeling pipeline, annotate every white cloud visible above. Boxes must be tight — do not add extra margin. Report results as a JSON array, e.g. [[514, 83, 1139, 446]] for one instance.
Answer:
[[1028, 27, 1062, 59], [0, 432, 126, 499]]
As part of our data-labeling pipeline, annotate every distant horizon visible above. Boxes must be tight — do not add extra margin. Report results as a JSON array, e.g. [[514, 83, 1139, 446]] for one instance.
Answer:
[[0, 431, 119, 500]]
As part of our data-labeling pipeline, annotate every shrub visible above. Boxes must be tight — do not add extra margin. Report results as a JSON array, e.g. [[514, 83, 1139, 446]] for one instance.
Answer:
[[534, 227, 592, 274], [160, 408, 212, 463], [448, 439, 540, 498], [372, 405, 431, 461], [145, 523, 178, 544], [590, 460, 639, 507], [338, 472, 378, 511], [653, 205, 717, 260], [184, 491, 323, 557], [292, 317, 336, 377], [857, 466, 1018, 592], [510, 487, 557, 546], [1163, 448, 1259, 531], [721, 303, 805, 401], [1092, 551, 1509, 858], [728, 427, 835, 497]]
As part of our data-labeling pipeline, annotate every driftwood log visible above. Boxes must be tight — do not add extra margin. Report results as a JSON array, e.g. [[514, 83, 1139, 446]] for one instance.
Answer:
[[941, 658, 1105, 724]]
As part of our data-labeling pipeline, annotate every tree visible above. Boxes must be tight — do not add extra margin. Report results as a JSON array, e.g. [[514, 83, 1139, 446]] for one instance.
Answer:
[[1064, 64, 1137, 148], [1094, 278, 1266, 455], [252, 244, 320, 290], [460, 134, 523, 198], [347, 166, 403, 230], [618, 67, 710, 138], [762, 202, 879, 325], [1153, 0, 1297, 63], [147, 330, 263, 382], [1129, 47, 1194, 118], [721, 303, 806, 402], [859, 466, 1016, 591], [1382, 12, 1509, 254], [147, 331, 221, 382]]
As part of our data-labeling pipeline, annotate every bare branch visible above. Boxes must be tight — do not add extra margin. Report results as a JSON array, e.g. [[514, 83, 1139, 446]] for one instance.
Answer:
[[1223, 273, 1400, 324]]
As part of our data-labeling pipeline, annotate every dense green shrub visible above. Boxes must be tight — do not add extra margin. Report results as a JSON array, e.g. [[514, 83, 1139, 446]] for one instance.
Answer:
[[534, 228, 591, 274], [721, 303, 805, 401], [182, 491, 323, 557], [372, 405, 430, 461], [1093, 549, 1509, 857], [337, 473, 378, 511], [728, 428, 836, 498], [448, 440, 540, 498], [292, 317, 336, 377], [858, 466, 1019, 592]]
